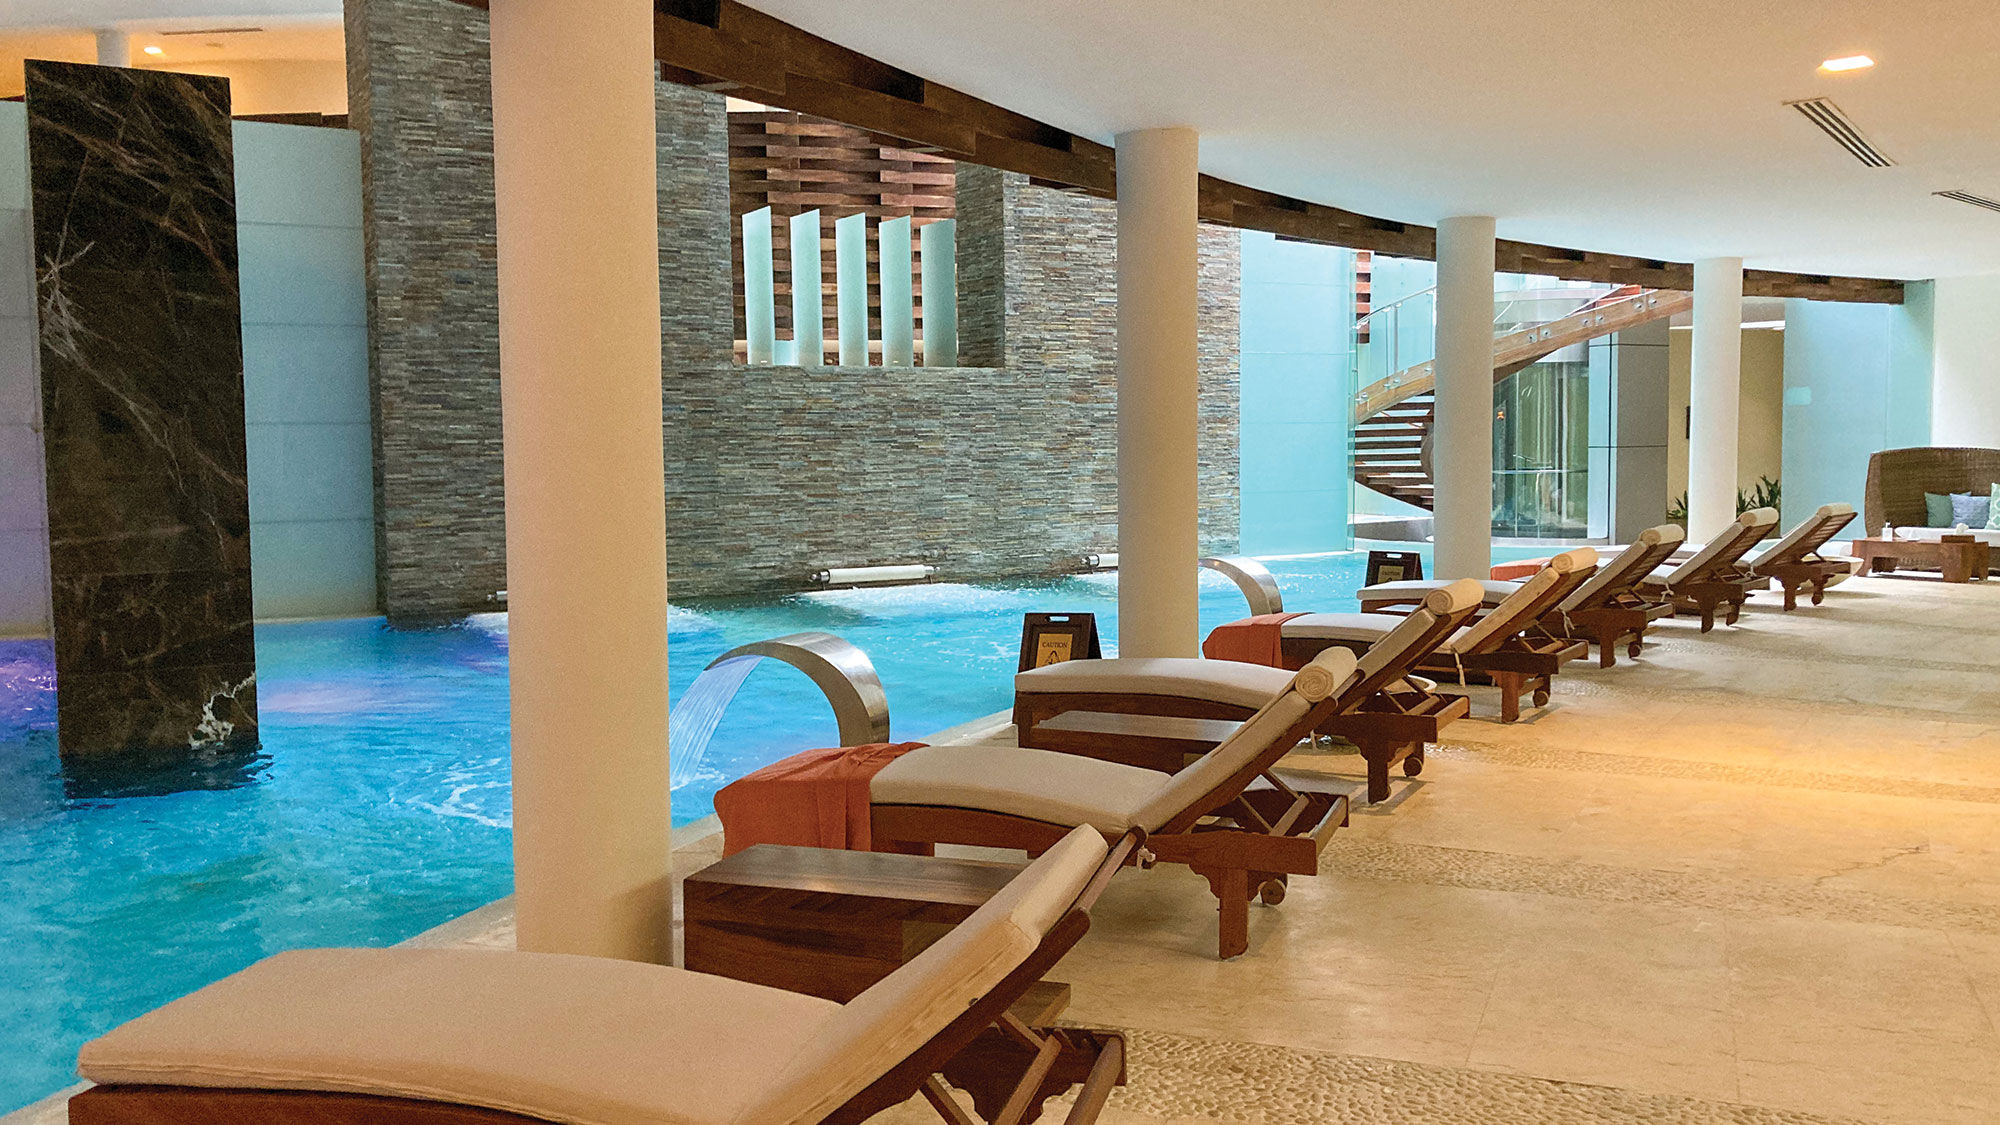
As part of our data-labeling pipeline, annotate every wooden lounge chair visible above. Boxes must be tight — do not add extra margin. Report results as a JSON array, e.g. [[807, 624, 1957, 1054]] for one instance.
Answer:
[[1011, 580, 1486, 802], [1357, 527, 1686, 668], [1281, 550, 1596, 723], [871, 649, 1362, 959], [1748, 503, 1857, 610], [1542, 526, 1684, 666], [71, 826, 1139, 1125], [1636, 507, 1780, 631]]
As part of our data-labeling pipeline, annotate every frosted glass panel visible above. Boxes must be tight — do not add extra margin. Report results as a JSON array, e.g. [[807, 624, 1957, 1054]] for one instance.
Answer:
[[834, 212, 868, 366], [879, 216, 913, 367], [919, 218, 956, 368], [789, 209, 823, 368], [743, 206, 775, 364]]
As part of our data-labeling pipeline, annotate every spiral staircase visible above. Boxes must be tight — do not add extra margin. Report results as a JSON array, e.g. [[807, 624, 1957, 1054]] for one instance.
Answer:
[[1350, 285, 1693, 510]]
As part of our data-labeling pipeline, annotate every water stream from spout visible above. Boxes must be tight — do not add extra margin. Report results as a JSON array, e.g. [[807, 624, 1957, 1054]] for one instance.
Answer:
[[666, 653, 762, 792]]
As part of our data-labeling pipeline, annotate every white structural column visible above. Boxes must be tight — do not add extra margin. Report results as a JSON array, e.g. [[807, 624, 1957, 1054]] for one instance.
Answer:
[[489, 0, 671, 963], [1432, 216, 1497, 578], [1114, 127, 1201, 657], [95, 30, 132, 67], [1688, 257, 1745, 535]]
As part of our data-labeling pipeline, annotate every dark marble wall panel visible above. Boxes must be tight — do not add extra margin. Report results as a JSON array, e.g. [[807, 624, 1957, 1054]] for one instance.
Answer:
[[26, 61, 258, 760]]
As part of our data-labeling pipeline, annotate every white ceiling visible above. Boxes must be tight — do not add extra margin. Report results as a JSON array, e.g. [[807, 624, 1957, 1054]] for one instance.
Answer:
[[0, 3, 336, 33], [743, 0, 2000, 281], [12, 1, 1997, 280]]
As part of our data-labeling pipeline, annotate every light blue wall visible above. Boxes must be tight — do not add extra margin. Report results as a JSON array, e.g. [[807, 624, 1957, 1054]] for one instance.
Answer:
[[0, 110, 373, 635], [1781, 290, 1934, 535], [1237, 232, 1352, 555], [0, 104, 44, 637], [233, 121, 375, 620], [1888, 282, 1936, 450]]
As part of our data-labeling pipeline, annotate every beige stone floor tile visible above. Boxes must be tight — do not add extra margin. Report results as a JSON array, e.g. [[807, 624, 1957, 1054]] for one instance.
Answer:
[[1949, 931, 2000, 1038], [1059, 872, 1581, 1069], [1467, 1002, 1742, 1105], [1726, 916, 1998, 1070], [1736, 1057, 2000, 1125], [1462, 902, 1740, 1101], [1346, 755, 1978, 897]]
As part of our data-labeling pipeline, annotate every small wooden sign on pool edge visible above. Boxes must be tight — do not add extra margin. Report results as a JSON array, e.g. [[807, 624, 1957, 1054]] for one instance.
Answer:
[[1018, 612, 1103, 672], [1365, 550, 1425, 587]]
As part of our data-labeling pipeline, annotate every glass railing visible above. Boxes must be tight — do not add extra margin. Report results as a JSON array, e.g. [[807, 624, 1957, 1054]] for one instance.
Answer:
[[1349, 271, 1608, 541], [1351, 278, 1618, 397]]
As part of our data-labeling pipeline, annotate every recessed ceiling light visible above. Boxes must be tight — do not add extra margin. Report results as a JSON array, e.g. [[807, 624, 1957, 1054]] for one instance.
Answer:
[[142, 45, 164, 56], [1820, 54, 1875, 72]]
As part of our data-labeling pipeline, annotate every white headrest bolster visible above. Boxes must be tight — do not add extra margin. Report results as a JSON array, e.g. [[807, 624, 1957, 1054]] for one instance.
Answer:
[[1550, 547, 1598, 574], [1291, 647, 1359, 702], [1423, 578, 1485, 615]]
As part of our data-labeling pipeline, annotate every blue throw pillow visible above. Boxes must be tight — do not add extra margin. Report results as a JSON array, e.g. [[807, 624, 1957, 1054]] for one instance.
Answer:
[[1989, 483, 2000, 531], [1950, 492, 1990, 527], [1926, 492, 1954, 527]]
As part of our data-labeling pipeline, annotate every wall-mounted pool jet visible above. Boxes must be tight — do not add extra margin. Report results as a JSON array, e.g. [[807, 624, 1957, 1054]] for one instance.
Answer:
[[26, 61, 259, 769]]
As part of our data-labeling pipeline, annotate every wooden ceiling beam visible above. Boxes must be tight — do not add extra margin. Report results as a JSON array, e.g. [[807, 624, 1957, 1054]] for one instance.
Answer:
[[447, 0, 1907, 304]]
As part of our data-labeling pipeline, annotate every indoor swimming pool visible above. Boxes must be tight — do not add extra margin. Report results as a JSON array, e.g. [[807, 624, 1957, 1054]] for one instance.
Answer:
[[0, 552, 1381, 1109]]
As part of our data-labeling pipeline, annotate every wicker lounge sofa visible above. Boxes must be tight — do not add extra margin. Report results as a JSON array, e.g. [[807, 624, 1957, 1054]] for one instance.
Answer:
[[1863, 447, 2000, 571]]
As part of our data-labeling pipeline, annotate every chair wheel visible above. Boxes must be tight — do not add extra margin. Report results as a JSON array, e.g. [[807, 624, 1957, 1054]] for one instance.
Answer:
[[1258, 879, 1287, 906], [1532, 689, 1550, 707], [1627, 640, 1643, 658], [1403, 754, 1423, 778]]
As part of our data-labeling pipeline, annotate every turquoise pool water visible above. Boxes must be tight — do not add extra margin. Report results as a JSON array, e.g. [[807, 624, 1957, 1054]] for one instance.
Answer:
[[0, 553, 1374, 1110]]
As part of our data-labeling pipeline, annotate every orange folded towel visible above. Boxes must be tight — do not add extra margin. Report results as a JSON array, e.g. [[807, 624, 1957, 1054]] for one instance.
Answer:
[[1488, 559, 1549, 581], [1201, 612, 1306, 668], [714, 742, 930, 856]]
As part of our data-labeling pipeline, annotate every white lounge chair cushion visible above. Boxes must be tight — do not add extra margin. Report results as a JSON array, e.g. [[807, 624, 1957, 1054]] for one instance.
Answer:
[[1134, 666, 1333, 828], [1557, 525, 1684, 612], [1448, 557, 1581, 654], [872, 742, 1170, 834], [751, 826, 1106, 1125], [1663, 507, 1779, 584], [78, 947, 843, 1125], [80, 827, 1112, 1125], [1014, 656, 1293, 710], [1749, 503, 1856, 567], [879, 649, 1353, 833], [1282, 611, 1406, 643], [1354, 580, 1482, 683], [1358, 578, 1522, 607]]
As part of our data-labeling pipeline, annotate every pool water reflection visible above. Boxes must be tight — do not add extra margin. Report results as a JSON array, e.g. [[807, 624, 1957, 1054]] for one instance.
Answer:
[[0, 554, 1370, 1110]]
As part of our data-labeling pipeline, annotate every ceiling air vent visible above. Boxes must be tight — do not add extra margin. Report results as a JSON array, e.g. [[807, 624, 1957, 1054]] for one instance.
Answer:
[[1935, 189, 2000, 214], [158, 27, 266, 36], [1784, 97, 1894, 168]]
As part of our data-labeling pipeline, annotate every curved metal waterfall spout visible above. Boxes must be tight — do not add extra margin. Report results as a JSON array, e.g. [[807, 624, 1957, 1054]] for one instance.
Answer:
[[667, 631, 891, 792], [1199, 556, 1284, 616], [706, 631, 892, 747]]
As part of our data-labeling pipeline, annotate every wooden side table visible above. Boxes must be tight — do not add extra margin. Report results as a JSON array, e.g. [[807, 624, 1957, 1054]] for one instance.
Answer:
[[1852, 536, 1991, 583], [683, 844, 1070, 1020]]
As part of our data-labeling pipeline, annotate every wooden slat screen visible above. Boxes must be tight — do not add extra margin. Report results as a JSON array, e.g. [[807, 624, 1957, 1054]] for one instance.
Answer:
[[729, 108, 956, 360]]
